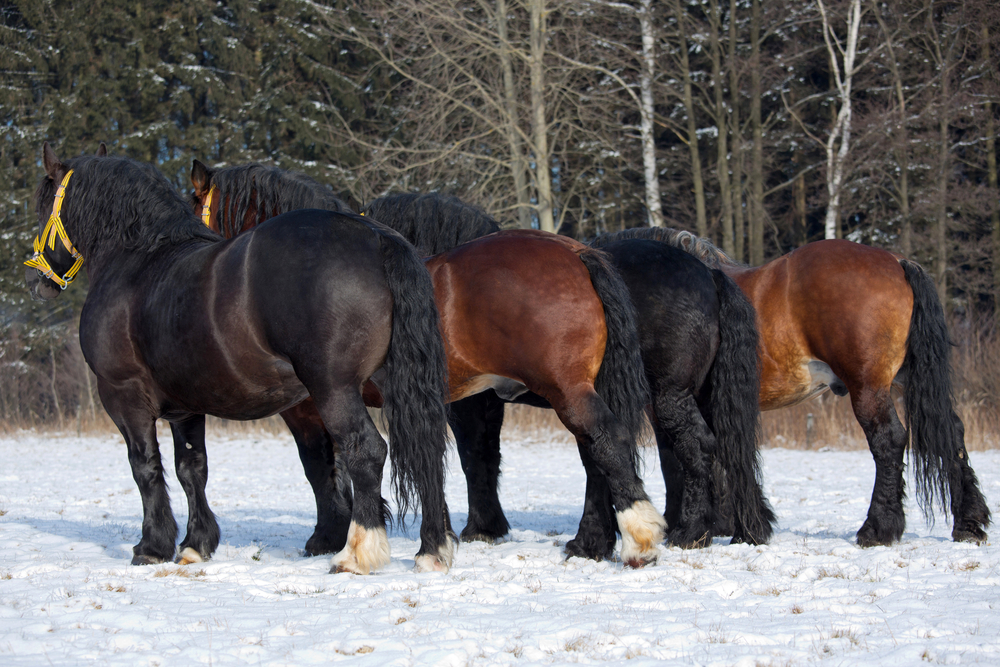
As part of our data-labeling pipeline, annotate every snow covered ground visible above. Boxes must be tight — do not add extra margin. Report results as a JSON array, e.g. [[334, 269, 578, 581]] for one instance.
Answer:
[[1, 428, 998, 666]]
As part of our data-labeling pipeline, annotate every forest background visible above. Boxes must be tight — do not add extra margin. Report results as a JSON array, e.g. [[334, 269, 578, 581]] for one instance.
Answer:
[[1, 0, 999, 447]]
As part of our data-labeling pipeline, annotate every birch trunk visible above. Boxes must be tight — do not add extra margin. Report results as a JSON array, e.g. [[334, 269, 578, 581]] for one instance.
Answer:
[[818, 0, 862, 240], [498, 0, 533, 229], [638, 0, 663, 227], [529, 0, 555, 233]]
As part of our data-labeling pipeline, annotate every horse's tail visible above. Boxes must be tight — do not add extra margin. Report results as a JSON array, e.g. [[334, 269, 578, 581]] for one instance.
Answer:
[[373, 227, 450, 526], [899, 259, 988, 526], [707, 269, 776, 544], [578, 247, 651, 466]]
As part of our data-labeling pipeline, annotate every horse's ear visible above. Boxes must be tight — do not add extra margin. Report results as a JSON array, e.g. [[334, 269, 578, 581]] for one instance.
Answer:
[[339, 191, 361, 214], [42, 142, 65, 180], [191, 159, 213, 196], [96, 142, 108, 157]]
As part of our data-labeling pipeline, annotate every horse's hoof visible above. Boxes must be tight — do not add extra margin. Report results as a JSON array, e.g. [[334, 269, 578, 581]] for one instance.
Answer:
[[624, 553, 657, 569], [460, 526, 505, 544], [414, 554, 450, 573], [460, 531, 497, 545], [667, 528, 711, 549], [952, 527, 987, 545], [131, 554, 167, 566], [563, 538, 612, 562], [175, 547, 205, 565], [304, 540, 343, 558]]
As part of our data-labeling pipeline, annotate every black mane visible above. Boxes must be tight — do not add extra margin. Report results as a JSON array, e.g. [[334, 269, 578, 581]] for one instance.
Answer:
[[34, 155, 218, 261], [210, 164, 352, 238], [363, 193, 502, 256], [590, 226, 745, 269]]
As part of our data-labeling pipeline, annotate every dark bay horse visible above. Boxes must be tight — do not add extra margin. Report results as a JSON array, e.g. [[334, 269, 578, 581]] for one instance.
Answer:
[[602, 227, 991, 547], [363, 196, 775, 550], [25, 144, 454, 575], [191, 161, 667, 566]]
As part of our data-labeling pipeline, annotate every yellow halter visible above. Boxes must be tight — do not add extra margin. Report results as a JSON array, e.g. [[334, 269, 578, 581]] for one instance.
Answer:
[[24, 170, 85, 290], [201, 184, 217, 227]]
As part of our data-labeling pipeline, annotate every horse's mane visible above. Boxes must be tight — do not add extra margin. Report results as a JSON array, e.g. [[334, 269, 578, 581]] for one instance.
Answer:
[[210, 164, 352, 238], [34, 155, 218, 259], [589, 227, 745, 269], [363, 193, 502, 256]]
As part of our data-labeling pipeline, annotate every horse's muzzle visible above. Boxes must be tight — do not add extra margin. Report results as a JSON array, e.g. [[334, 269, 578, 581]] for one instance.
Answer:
[[25, 266, 61, 300]]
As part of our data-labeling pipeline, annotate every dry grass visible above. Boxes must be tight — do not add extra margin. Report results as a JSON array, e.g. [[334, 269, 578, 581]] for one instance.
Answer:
[[7, 320, 1000, 452]]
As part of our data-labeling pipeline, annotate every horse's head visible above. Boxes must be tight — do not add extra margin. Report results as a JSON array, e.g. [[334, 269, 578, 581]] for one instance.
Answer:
[[190, 159, 219, 233], [25, 143, 106, 300]]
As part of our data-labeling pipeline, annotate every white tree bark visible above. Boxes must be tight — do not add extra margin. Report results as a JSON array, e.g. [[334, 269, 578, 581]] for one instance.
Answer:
[[818, 0, 862, 239], [638, 0, 663, 227], [529, 0, 555, 233]]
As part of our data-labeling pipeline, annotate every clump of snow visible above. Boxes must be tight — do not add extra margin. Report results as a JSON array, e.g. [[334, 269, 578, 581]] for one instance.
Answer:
[[0, 431, 997, 665]]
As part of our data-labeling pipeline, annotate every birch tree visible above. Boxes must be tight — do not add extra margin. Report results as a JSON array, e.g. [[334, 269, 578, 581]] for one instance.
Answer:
[[818, 0, 864, 239]]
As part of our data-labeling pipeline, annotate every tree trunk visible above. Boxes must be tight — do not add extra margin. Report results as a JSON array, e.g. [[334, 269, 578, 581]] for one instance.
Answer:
[[497, 0, 533, 229], [984, 26, 1000, 329], [874, 6, 912, 254], [818, 0, 862, 241], [729, 0, 745, 261], [749, 0, 764, 264], [673, 0, 707, 237], [710, 0, 734, 254], [529, 0, 555, 233], [638, 0, 663, 227]]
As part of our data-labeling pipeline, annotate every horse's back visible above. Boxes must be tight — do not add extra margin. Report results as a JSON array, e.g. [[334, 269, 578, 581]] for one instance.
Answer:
[[596, 239, 720, 389], [245, 208, 393, 369]]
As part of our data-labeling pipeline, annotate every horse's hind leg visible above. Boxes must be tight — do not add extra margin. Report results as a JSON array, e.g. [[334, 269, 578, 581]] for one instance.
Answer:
[[450, 391, 509, 543], [853, 388, 908, 547], [281, 400, 353, 556], [564, 445, 618, 561], [653, 389, 718, 549], [552, 387, 665, 567], [947, 417, 990, 543], [170, 415, 220, 564], [314, 391, 392, 575]]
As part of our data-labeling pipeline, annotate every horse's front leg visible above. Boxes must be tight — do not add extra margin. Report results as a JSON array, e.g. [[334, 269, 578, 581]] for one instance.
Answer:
[[100, 383, 177, 564], [170, 415, 220, 563]]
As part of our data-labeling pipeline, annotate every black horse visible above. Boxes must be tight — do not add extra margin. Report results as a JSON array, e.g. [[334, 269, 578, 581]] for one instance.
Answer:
[[362, 195, 774, 550], [192, 162, 666, 565], [25, 144, 454, 574], [190, 160, 773, 555], [367, 202, 777, 551]]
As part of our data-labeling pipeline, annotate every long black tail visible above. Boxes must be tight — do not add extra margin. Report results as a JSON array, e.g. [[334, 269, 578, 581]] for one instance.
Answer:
[[899, 259, 988, 527], [578, 247, 651, 466], [371, 225, 450, 525], [708, 269, 776, 544]]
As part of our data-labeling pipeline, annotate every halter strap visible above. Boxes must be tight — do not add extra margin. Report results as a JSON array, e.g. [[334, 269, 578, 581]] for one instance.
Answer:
[[24, 170, 85, 290], [201, 184, 217, 227]]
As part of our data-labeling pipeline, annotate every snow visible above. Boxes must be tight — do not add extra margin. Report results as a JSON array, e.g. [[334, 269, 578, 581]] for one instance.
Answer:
[[1, 429, 998, 666]]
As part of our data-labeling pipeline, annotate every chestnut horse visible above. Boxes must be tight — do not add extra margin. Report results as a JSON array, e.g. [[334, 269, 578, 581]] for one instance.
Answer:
[[191, 161, 665, 566], [599, 227, 991, 546], [25, 144, 454, 575]]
